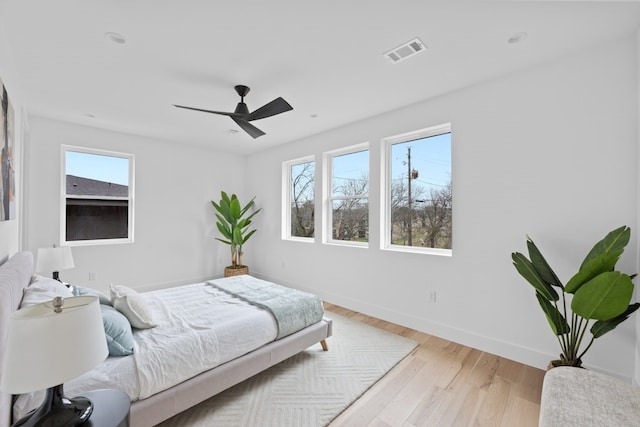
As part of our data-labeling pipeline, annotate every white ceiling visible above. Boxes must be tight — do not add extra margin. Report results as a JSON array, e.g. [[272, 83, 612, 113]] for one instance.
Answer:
[[2, 1, 640, 155]]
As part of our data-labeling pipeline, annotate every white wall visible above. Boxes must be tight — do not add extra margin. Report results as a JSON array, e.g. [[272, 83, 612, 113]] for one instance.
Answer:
[[247, 36, 639, 379], [25, 116, 246, 293]]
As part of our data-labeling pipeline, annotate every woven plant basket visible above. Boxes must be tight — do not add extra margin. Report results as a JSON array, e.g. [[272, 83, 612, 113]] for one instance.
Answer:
[[224, 265, 249, 277], [547, 357, 583, 370]]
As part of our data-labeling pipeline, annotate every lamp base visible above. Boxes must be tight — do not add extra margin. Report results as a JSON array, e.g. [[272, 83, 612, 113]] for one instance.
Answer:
[[13, 384, 93, 427]]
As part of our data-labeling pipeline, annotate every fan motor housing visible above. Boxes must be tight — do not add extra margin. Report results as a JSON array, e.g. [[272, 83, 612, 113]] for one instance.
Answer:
[[234, 102, 250, 115]]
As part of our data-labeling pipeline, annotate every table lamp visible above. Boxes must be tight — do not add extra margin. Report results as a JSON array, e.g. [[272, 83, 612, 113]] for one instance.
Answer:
[[0, 296, 108, 427], [36, 245, 75, 282]]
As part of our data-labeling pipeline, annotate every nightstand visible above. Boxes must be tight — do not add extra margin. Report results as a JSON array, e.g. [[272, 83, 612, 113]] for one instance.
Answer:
[[81, 389, 130, 427]]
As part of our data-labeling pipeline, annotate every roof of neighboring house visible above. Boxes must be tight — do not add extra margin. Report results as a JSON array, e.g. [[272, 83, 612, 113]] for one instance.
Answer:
[[66, 175, 128, 197]]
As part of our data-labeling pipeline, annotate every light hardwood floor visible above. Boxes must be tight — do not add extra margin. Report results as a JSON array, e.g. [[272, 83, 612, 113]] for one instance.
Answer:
[[324, 303, 546, 427]]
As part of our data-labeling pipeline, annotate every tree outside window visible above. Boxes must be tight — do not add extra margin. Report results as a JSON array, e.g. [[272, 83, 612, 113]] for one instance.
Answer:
[[386, 125, 451, 252], [328, 147, 369, 244], [290, 160, 315, 238]]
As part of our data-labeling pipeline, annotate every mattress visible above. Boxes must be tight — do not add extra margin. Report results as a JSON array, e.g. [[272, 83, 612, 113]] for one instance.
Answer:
[[14, 282, 278, 419]]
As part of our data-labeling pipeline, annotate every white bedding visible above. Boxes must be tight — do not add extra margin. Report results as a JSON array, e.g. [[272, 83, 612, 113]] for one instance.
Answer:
[[15, 282, 277, 419]]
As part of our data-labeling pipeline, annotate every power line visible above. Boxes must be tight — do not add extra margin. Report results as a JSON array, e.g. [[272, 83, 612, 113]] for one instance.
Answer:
[[332, 176, 369, 182], [390, 176, 448, 187]]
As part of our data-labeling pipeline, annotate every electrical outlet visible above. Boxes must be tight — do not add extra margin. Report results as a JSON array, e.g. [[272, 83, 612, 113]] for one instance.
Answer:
[[428, 290, 437, 303], [89, 272, 97, 281]]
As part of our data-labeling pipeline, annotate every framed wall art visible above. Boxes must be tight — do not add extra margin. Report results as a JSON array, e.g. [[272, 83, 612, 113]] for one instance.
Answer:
[[0, 76, 15, 221]]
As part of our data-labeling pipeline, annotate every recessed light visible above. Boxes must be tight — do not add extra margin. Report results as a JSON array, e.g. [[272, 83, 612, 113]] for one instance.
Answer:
[[105, 32, 126, 44], [83, 113, 95, 118], [507, 32, 528, 45], [310, 114, 318, 118], [228, 129, 239, 134]]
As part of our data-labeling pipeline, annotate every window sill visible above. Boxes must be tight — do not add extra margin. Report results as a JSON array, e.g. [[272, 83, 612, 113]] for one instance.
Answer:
[[64, 238, 134, 247], [382, 245, 452, 256], [283, 237, 315, 243], [323, 240, 369, 249]]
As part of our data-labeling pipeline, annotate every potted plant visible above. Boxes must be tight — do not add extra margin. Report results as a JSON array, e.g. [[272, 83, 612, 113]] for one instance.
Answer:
[[512, 225, 639, 368], [211, 191, 262, 277]]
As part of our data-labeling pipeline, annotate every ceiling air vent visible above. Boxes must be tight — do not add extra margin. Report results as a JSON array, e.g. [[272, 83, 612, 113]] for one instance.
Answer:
[[384, 37, 426, 63]]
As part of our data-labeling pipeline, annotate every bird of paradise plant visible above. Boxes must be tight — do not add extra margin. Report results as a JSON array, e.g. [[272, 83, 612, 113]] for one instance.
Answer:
[[512, 225, 639, 367], [211, 191, 261, 269]]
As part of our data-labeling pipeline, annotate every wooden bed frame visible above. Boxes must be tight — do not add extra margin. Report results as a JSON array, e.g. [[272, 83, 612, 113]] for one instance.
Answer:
[[0, 252, 333, 427]]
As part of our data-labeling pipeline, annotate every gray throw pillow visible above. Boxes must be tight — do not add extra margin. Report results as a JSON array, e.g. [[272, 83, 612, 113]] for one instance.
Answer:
[[101, 304, 134, 356], [72, 285, 112, 306]]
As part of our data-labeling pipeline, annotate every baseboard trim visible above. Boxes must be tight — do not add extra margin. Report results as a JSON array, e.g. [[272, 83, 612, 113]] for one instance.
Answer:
[[238, 271, 634, 382]]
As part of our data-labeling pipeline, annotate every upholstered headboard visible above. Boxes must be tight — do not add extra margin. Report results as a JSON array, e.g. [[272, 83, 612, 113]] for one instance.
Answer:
[[0, 252, 34, 427]]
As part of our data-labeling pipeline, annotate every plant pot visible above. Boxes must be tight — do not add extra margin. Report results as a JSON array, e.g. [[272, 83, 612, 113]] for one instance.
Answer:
[[224, 265, 249, 277], [547, 358, 583, 370]]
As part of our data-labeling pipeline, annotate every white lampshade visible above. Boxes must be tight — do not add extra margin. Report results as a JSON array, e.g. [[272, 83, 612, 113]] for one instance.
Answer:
[[0, 296, 107, 394], [36, 245, 75, 274]]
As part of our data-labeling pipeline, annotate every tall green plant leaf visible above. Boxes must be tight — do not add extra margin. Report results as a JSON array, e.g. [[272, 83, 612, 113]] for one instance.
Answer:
[[526, 237, 563, 288], [244, 208, 262, 223], [232, 225, 243, 246], [512, 252, 559, 301], [240, 197, 256, 216], [237, 218, 251, 230], [242, 229, 257, 244], [536, 293, 570, 335], [580, 226, 630, 269], [216, 224, 231, 239], [216, 221, 232, 240], [215, 237, 233, 245], [229, 198, 241, 223], [571, 271, 633, 320], [220, 197, 230, 216], [565, 250, 623, 294], [211, 200, 224, 217], [590, 303, 640, 338]]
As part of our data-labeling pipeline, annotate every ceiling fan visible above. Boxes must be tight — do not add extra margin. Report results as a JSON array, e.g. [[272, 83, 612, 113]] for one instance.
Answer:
[[174, 85, 293, 139]]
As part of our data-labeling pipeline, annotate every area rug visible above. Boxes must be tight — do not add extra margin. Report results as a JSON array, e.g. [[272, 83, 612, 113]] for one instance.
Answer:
[[157, 312, 418, 427]]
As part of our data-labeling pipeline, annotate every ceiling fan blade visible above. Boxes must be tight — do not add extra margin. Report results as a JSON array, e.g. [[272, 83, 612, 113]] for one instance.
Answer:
[[247, 97, 293, 121], [174, 104, 243, 118], [231, 117, 266, 139]]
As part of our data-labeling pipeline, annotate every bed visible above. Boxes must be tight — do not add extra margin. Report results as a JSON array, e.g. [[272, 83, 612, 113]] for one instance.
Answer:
[[0, 252, 332, 427]]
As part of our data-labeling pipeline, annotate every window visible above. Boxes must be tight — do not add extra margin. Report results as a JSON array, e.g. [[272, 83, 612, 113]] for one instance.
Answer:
[[382, 124, 451, 255], [324, 144, 369, 245], [283, 156, 315, 240], [62, 146, 134, 245]]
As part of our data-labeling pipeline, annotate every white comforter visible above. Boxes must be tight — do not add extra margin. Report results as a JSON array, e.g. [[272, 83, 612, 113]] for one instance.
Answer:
[[15, 282, 278, 418]]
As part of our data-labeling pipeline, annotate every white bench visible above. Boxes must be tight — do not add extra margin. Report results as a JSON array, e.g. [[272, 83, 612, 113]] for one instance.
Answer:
[[539, 367, 640, 426]]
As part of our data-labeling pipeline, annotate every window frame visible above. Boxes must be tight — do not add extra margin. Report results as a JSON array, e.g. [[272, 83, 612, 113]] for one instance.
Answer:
[[323, 142, 370, 247], [282, 155, 316, 242], [61, 145, 135, 246], [380, 123, 452, 256]]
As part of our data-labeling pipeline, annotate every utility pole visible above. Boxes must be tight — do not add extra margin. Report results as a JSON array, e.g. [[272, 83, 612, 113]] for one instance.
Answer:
[[407, 147, 412, 246]]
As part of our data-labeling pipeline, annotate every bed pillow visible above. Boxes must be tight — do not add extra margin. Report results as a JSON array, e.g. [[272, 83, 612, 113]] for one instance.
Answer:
[[20, 275, 74, 308], [101, 304, 134, 356], [21, 278, 133, 356], [110, 284, 157, 329], [73, 285, 112, 306]]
